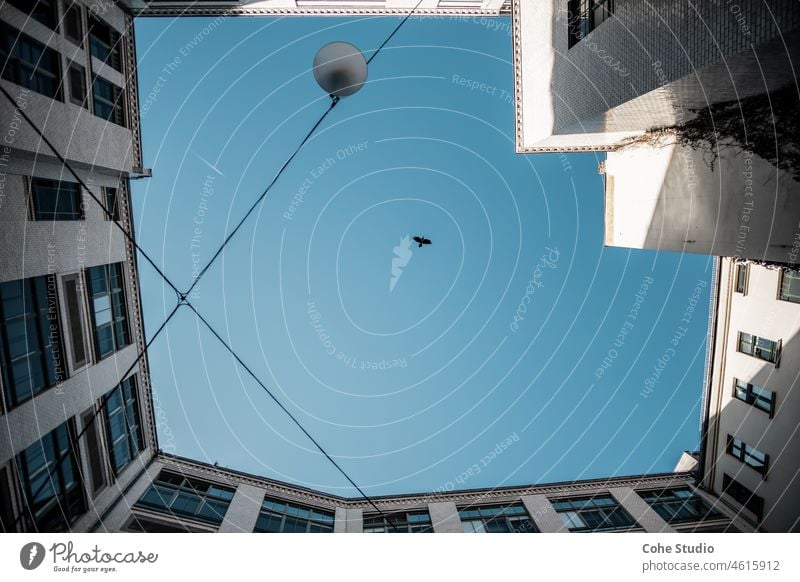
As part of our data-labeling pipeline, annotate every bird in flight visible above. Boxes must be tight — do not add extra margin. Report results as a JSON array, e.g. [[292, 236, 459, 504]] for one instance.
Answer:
[[413, 236, 432, 248]]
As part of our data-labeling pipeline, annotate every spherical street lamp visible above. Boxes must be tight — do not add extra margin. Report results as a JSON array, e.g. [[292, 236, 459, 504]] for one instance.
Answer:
[[313, 42, 368, 98]]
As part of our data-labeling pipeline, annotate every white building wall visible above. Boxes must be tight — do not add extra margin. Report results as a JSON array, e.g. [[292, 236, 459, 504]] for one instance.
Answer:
[[703, 258, 800, 532], [513, 0, 800, 151], [604, 140, 800, 262]]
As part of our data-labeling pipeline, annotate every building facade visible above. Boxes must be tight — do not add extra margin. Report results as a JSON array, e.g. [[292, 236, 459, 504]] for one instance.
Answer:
[[119, 0, 511, 17], [1, 0, 798, 534], [0, 0, 155, 533], [511, 0, 800, 152], [95, 453, 744, 534], [700, 257, 800, 533]]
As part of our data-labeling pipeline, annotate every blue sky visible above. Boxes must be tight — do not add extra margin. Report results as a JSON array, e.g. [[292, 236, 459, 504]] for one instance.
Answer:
[[131, 15, 713, 496]]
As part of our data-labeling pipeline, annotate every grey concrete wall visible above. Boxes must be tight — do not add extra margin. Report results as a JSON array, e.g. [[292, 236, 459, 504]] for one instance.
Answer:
[[428, 501, 462, 533], [219, 483, 264, 532], [91, 459, 163, 533], [0, 345, 140, 466], [610, 486, 674, 533], [521, 494, 565, 533]]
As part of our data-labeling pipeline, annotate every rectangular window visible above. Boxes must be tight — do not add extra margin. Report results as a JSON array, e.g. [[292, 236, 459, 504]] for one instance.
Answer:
[[738, 332, 780, 364], [727, 436, 768, 475], [16, 420, 86, 531], [92, 76, 126, 127], [779, 269, 800, 303], [6, 0, 58, 30], [0, 274, 66, 408], [30, 178, 83, 221], [61, 274, 90, 371], [363, 511, 432, 533], [68, 63, 87, 108], [103, 186, 120, 220], [638, 488, 721, 524], [735, 263, 748, 294], [552, 494, 637, 532], [103, 375, 144, 474], [81, 408, 107, 496], [733, 379, 775, 416], [722, 474, 764, 519], [254, 497, 334, 532], [88, 17, 122, 71], [64, 2, 84, 46], [0, 23, 62, 100], [459, 503, 537, 533], [567, 0, 615, 48], [136, 471, 234, 525], [87, 263, 130, 359]]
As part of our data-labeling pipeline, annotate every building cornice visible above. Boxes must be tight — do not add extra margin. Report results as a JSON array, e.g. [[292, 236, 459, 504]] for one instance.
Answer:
[[156, 453, 694, 509]]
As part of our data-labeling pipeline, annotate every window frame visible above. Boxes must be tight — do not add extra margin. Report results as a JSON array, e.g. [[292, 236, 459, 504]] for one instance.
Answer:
[[734, 262, 748, 295], [737, 332, 781, 365], [638, 487, 722, 525], [28, 177, 84, 221], [0, 273, 68, 410], [458, 502, 538, 533], [68, 61, 88, 108], [567, 0, 616, 48], [63, 1, 85, 47], [5, 0, 59, 31], [727, 435, 769, 476], [103, 186, 120, 221], [15, 419, 87, 532], [732, 378, 775, 418], [363, 510, 433, 533], [721, 473, 764, 520], [0, 22, 63, 101], [87, 15, 122, 72], [135, 471, 235, 526], [102, 375, 145, 475], [778, 268, 800, 304], [86, 263, 130, 360], [253, 496, 335, 533], [91, 75, 126, 127], [551, 494, 638, 532], [58, 272, 92, 373]]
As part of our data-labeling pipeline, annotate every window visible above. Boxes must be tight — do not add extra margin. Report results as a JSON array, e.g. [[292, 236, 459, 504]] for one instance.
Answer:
[[778, 268, 800, 303], [92, 76, 126, 127], [68, 63, 87, 108], [727, 436, 768, 475], [735, 263, 748, 294], [459, 503, 537, 533], [738, 333, 780, 364], [15, 420, 86, 531], [61, 273, 90, 371], [363, 511, 432, 533], [29, 178, 83, 220], [136, 471, 234, 525], [6, 0, 58, 30], [567, 0, 615, 48], [639, 488, 721, 524], [0, 274, 66, 408], [103, 376, 144, 474], [64, 2, 84, 46], [733, 379, 775, 416], [103, 186, 120, 220], [552, 494, 637, 532], [88, 16, 122, 71], [0, 23, 62, 100], [81, 408, 107, 496], [87, 263, 130, 359], [721, 474, 764, 519], [254, 497, 334, 532]]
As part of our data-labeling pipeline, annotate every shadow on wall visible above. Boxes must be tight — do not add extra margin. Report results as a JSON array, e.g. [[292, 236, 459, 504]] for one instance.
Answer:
[[703, 329, 800, 533]]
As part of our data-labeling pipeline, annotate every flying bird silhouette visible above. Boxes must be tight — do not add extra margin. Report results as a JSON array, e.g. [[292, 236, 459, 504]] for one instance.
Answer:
[[413, 236, 432, 248]]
